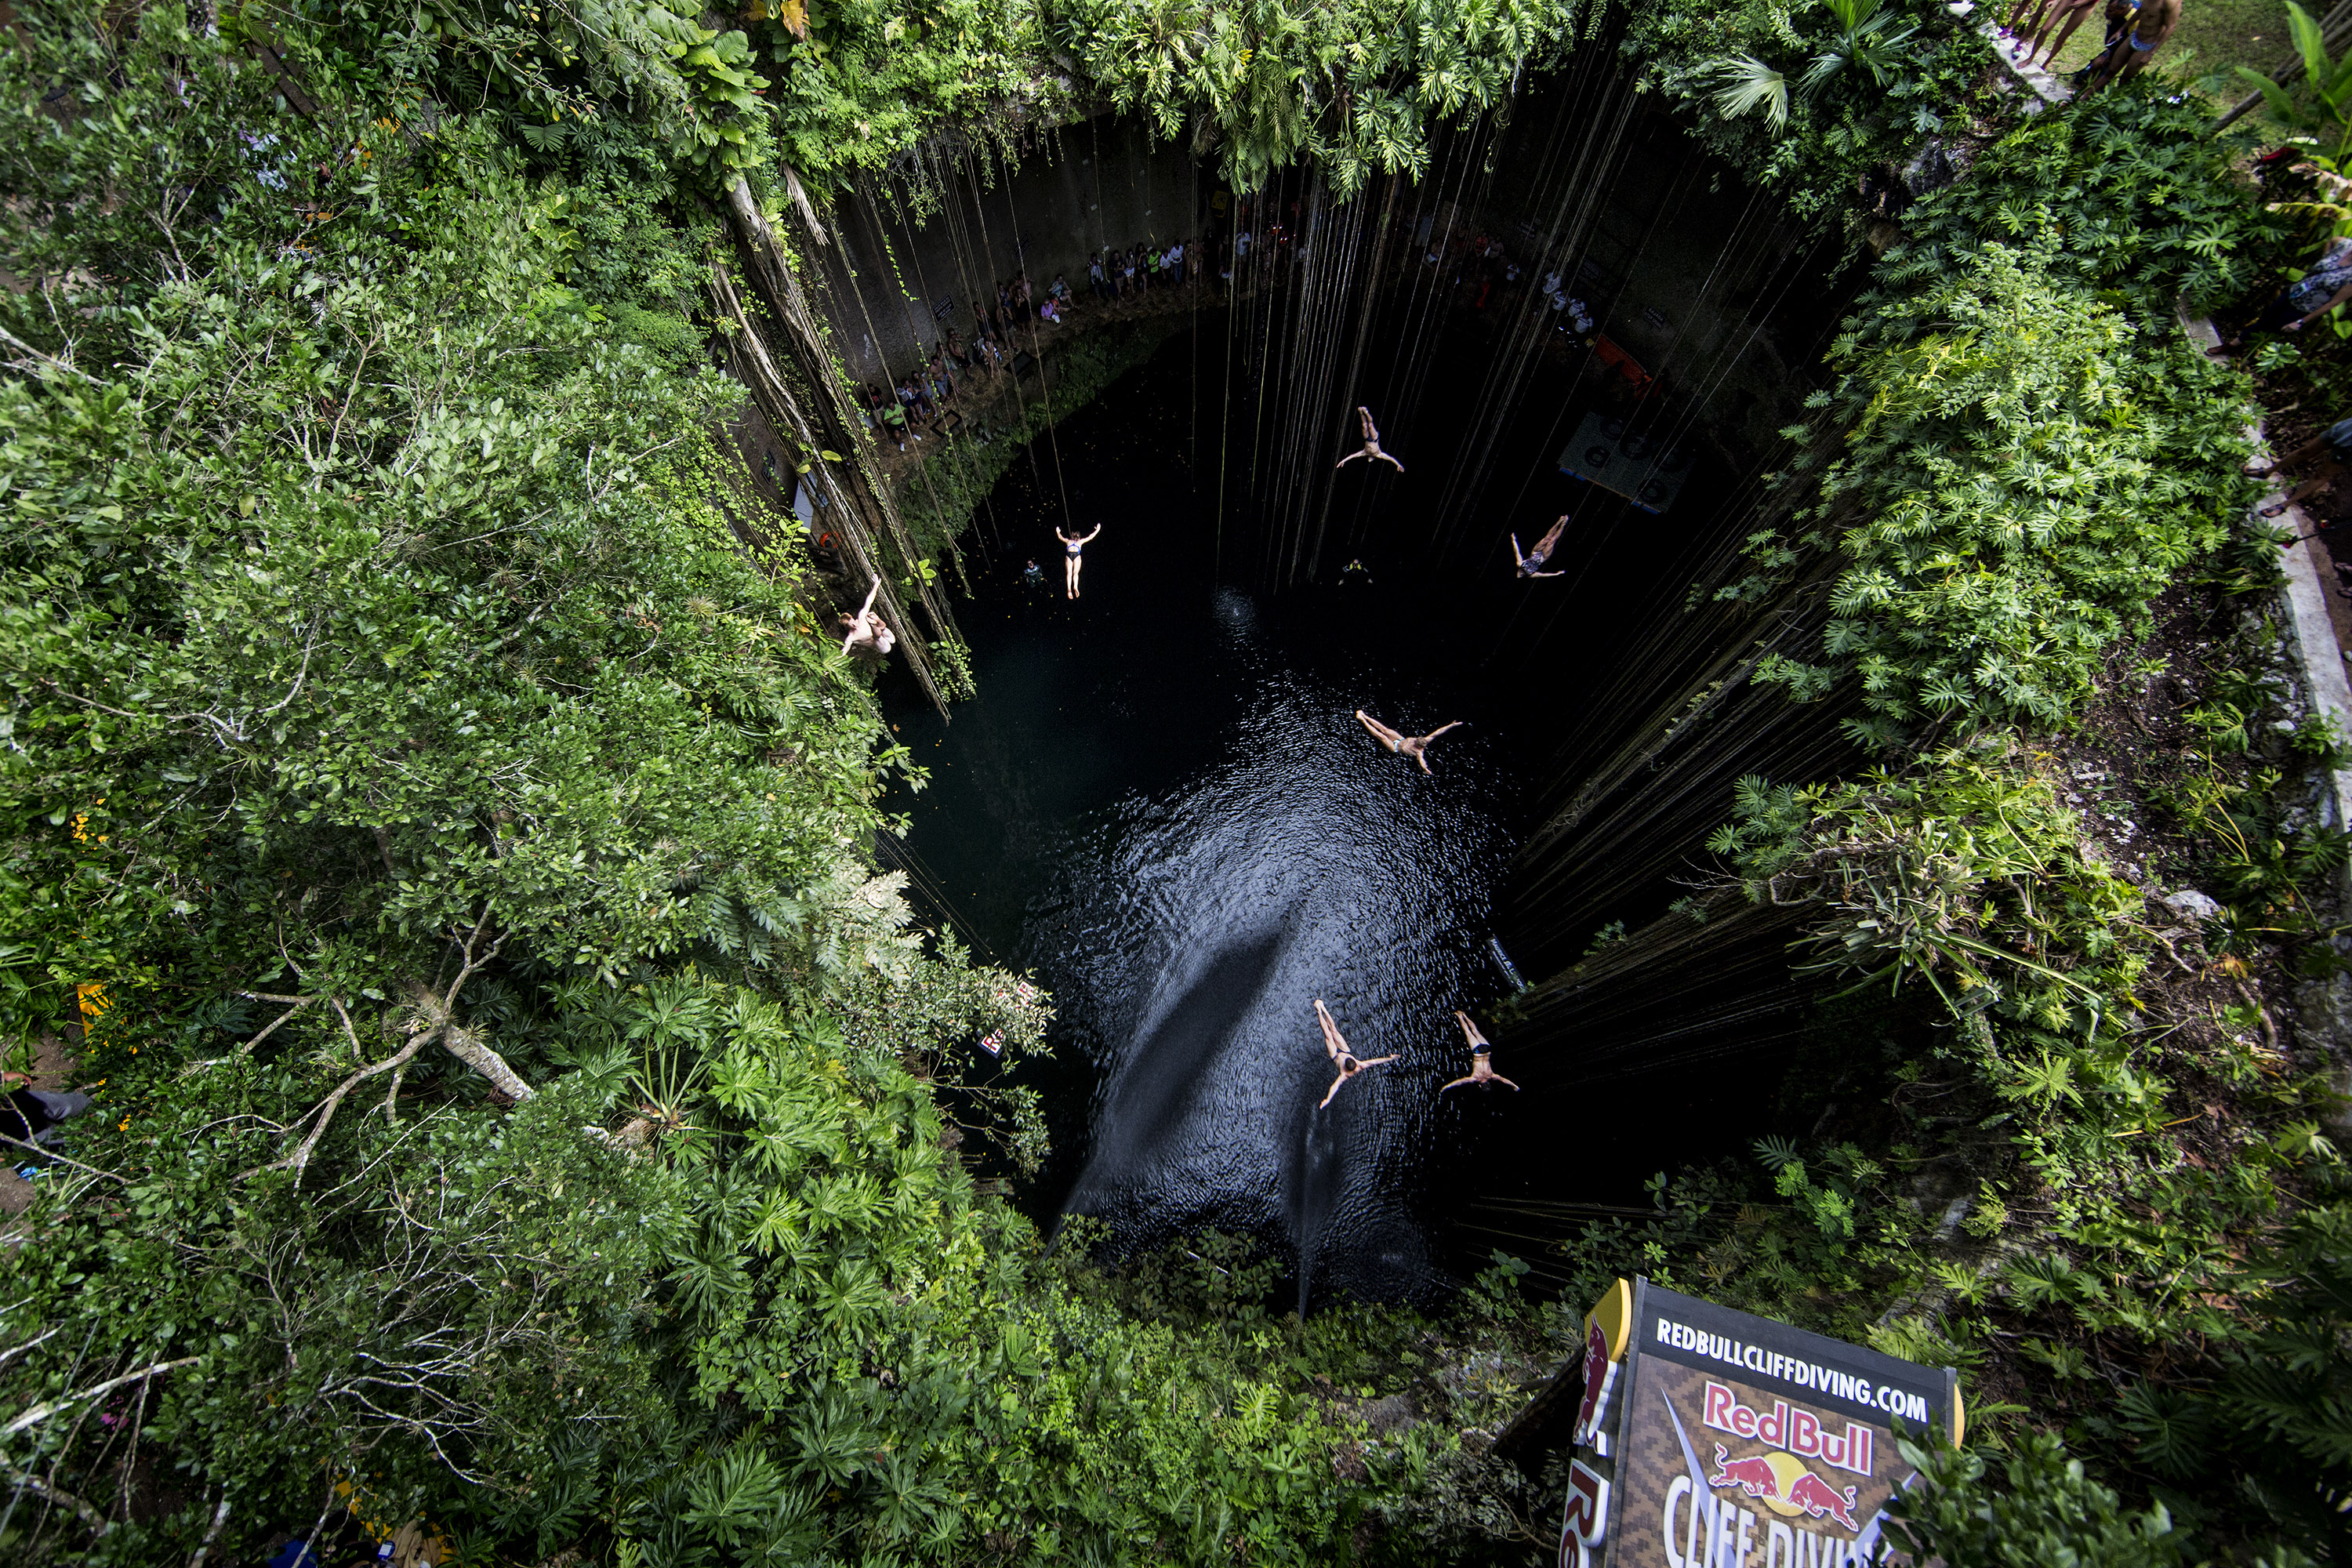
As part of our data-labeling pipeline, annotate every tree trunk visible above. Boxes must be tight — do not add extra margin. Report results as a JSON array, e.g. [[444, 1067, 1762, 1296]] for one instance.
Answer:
[[720, 176, 963, 708], [710, 264, 946, 713]]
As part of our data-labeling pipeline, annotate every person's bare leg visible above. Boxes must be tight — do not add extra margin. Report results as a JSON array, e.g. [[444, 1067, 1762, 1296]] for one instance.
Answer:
[[1065, 556, 1077, 598], [2253, 436, 2329, 479], [2032, 0, 2095, 65], [2013, 0, 2065, 47], [1073, 556, 1083, 598], [1455, 1011, 1488, 1050], [1534, 516, 1569, 557], [1356, 710, 1404, 750], [1315, 998, 1348, 1061], [2267, 467, 2341, 514]]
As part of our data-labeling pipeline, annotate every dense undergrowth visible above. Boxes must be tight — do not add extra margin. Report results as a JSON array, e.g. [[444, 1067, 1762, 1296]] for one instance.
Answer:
[[0, 5, 1461, 1562], [1553, 72, 2352, 1568], [2, 0, 2349, 1563]]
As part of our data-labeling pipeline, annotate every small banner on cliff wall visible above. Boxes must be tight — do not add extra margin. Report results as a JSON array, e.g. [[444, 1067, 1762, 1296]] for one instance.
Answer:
[[1556, 1279, 1962, 1568]]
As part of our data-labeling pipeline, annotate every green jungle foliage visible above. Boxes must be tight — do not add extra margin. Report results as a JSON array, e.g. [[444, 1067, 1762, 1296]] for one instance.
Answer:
[[1630, 0, 1998, 230], [1722, 89, 2281, 748], [1, 0, 2342, 1563], [0, 8, 1436, 1564], [1887, 1428, 2183, 1568], [1054, 0, 1577, 194], [1579, 735, 2343, 1555], [226, 0, 1583, 199]]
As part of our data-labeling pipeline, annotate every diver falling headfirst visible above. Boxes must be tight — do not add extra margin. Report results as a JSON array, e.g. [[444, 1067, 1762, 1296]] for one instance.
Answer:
[[1441, 1011, 1519, 1094], [1356, 710, 1462, 775], [1513, 515, 1569, 579], [1335, 406, 1404, 474], [1314, 999, 1396, 1109]]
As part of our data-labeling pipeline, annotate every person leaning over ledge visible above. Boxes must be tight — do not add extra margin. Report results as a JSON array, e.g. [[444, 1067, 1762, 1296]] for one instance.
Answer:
[[2216, 230, 2352, 352]]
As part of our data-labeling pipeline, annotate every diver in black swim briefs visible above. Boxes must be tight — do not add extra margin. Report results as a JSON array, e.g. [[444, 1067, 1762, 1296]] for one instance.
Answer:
[[1315, 999, 1397, 1110], [1356, 710, 1464, 775], [1441, 1011, 1519, 1093]]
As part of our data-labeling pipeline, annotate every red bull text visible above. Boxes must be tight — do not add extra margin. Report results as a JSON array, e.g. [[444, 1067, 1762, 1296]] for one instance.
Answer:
[[1700, 1382, 1871, 1477]]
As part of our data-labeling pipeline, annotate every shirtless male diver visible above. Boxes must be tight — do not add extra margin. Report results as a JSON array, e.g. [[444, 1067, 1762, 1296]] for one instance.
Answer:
[[1315, 999, 1398, 1110], [2083, 0, 2177, 91], [1513, 515, 1570, 579], [839, 575, 896, 659], [1056, 524, 1102, 599], [1356, 710, 1464, 775], [1440, 1011, 1520, 1094], [1335, 406, 1405, 473]]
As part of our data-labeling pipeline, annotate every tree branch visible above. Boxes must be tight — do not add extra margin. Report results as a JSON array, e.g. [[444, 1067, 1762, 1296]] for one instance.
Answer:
[[241, 916, 513, 1184], [2, 1357, 201, 1437]]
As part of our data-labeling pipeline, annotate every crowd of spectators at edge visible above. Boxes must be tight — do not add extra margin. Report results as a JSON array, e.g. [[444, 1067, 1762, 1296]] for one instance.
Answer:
[[855, 230, 1212, 452]]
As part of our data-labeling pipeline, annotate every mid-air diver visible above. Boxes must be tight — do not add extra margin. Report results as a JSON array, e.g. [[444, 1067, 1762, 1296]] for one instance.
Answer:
[[1513, 515, 1570, 579], [1057, 524, 1102, 599], [1440, 1011, 1519, 1094], [1315, 999, 1397, 1109], [839, 575, 895, 659], [1356, 710, 1463, 775], [1335, 406, 1405, 474]]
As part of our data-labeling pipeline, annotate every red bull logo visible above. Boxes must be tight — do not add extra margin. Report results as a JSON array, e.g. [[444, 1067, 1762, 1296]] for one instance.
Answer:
[[1708, 1444, 1781, 1499], [1701, 1381, 1872, 1477], [1783, 1472, 1860, 1532]]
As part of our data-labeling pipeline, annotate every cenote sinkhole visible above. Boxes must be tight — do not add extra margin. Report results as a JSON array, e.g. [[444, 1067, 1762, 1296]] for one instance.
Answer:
[[876, 288, 1814, 1305]]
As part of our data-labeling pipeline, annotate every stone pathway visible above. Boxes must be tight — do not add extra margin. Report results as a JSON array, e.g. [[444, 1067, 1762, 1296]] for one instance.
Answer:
[[1955, 0, 2076, 107]]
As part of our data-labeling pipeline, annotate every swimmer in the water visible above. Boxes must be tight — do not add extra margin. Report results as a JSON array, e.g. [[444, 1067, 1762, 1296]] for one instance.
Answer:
[[1057, 524, 1102, 599], [1356, 710, 1463, 775], [1335, 406, 1404, 474], [1513, 516, 1569, 579], [1315, 998, 1397, 1109], [1440, 1011, 1519, 1094], [1022, 558, 1045, 589], [838, 575, 895, 659]]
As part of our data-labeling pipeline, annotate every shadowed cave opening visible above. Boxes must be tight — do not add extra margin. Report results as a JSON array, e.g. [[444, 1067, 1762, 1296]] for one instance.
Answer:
[[857, 92, 1881, 1308]]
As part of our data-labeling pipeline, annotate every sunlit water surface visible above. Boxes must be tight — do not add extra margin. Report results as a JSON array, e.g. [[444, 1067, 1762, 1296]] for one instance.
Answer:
[[884, 364, 1549, 1305]]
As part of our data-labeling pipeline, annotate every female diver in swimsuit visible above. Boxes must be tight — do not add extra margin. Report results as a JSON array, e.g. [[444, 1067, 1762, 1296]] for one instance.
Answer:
[[1056, 524, 1102, 599], [1513, 515, 1569, 579], [1356, 711, 1463, 775], [1314, 999, 1397, 1110], [1440, 1011, 1520, 1094], [1335, 406, 1405, 474]]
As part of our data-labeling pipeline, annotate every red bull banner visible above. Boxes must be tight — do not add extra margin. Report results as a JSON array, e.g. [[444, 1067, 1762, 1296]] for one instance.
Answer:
[[1553, 1279, 1962, 1568]]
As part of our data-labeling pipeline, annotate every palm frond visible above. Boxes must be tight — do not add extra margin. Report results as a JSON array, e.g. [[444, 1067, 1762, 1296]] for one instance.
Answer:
[[1708, 54, 1791, 135]]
